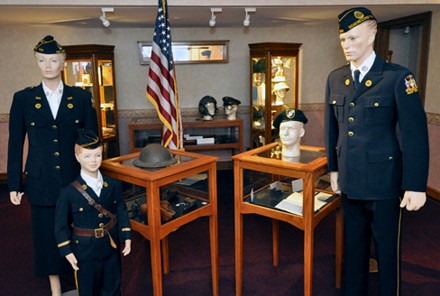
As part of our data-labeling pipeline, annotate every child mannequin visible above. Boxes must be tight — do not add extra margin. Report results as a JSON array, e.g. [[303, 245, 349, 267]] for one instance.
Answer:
[[55, 129, 131, 296]]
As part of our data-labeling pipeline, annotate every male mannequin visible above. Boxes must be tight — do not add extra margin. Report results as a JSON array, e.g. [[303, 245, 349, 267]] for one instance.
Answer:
[[273, 109, 308, 162], [198, 95, 218, 121], [324, 7, 429, 295], [222, 96, 241, 120], [8, 35, 98, 296]]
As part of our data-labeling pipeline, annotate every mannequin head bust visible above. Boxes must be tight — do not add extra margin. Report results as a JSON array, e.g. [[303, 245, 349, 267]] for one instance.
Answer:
[[198, 95, 218, 121], [272, 81, 290, 106], [222, 96, 241, 120], [273, 109, 308, 162]]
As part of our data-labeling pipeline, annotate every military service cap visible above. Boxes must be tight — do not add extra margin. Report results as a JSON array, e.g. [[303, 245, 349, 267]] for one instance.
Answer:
[[76, 129, 102, 149], [222, 96, 241, 106], [273, 109, 308, 130], [338, 7, 376, 33], [34, 35, 65, 54]]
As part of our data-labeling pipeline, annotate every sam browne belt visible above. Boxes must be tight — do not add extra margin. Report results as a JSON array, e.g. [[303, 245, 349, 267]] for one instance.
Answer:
[[72, 181, 118, 248], [73, 218, 116, 239]]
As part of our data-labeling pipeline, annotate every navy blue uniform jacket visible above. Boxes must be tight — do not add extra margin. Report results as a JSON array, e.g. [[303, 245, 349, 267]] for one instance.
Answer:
[[55, 175, 131, 261], [7, 83, 98, 206], [325, 56, 429, 200]]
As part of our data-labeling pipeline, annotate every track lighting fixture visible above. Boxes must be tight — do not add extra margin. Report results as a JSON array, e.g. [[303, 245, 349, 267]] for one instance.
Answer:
[[209, 8, 222, 27], [100, 7, 114, 27], [243, 8, 256, 27]]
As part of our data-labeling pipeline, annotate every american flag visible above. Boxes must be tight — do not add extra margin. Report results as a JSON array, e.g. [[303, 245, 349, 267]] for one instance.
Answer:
[[146, 0, 183, 150]]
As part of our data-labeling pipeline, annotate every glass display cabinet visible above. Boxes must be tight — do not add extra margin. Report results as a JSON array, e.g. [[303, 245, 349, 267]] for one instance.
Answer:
[[249, 42, 302, 149], [101, 149, 219, 296], [63, 44, 119, 158], [232, 143, 342, 296]]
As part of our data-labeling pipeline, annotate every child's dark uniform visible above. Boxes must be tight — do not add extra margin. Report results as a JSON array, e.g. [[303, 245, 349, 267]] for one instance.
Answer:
[[55, 175, 131, 296]]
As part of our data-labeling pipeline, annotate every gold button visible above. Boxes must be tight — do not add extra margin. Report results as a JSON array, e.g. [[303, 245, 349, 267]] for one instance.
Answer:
[[55, 166, 61, 170], [332, 100, 336, 104], [52, 125, 57, 129], [374, 102, 379, 107], [349, 102, 355, 107], [31, 122, 35, 126], [79, 208, 83, 212], [98, 213, 103, 218], [348, 117, 354, 122], [99, 223, 105, 228], [348, 131, 354, 137], [54, 152, 60, 156]]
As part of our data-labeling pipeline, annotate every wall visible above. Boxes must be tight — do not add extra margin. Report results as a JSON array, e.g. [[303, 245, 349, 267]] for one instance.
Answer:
[[1, 10, 439, 191]]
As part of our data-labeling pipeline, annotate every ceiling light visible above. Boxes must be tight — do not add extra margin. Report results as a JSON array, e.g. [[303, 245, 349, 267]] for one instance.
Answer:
[[100, 7, 114, 27], [209, 8, 222, 27], [243, 8, 256, 27]]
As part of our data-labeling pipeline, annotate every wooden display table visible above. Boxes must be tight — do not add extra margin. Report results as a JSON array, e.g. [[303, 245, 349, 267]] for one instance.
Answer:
[[232, 143, 342, 296], [101, 149, 219, 296]]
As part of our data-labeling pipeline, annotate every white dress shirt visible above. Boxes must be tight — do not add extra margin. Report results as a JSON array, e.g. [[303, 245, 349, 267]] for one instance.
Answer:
[[81, 170, 104, 197], [42, 80, 63, 119]]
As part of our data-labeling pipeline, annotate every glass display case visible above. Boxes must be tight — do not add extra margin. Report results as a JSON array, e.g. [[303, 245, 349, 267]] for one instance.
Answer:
[[101, 149, 219, 296], [62, 44, 119, 158], [232, 143, 342, 296], [249, 42, 302, 149]]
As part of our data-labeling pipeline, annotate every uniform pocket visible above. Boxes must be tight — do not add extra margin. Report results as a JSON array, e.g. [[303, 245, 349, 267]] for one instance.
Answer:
[[329, 95, 345, 123], [364, 95, 394, 125], [367, 150, 402, 193]]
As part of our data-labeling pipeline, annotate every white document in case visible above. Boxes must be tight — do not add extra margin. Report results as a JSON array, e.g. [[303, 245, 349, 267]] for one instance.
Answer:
[[275, 191, 333, 216], [196, 137, 215, 144]]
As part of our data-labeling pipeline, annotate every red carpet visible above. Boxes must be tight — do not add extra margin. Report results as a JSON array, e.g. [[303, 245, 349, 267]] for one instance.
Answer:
[[1, 171, 439, 295]]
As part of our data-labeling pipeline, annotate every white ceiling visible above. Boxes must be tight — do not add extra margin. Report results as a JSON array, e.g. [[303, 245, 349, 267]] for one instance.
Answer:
[[0, 4, 438, 29]]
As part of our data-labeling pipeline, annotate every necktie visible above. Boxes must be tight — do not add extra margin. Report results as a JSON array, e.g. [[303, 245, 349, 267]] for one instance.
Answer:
[[354, 69, 361, 90]]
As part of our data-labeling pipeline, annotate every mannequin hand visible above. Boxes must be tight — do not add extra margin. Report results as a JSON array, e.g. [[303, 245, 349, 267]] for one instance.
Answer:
[[10, 191, 24, 205], [66, 253, 79, 270], [122, 239, 131, 256], [330, 171, 341, 194], [400, 191, 426, 211]]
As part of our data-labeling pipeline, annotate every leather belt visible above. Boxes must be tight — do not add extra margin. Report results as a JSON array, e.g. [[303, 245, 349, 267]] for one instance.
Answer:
[[73, 218, 116, 239]]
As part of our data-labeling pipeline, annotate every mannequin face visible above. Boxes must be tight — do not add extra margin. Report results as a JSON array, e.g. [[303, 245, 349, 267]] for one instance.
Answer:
[[274, 88, 287, 100], [225, 104, 237, 115], [35, 52, 65, 80], [206, 102, 216, 116], [75, 146, 103, 178], [339, 21, 376, 67], [279, 121, 304, 148]]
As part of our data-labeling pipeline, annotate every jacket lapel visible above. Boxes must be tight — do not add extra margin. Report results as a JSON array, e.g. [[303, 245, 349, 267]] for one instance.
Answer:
[[351, 56, 385, 102], [33, 84, 54, 121], [55, 84, 75, 121]]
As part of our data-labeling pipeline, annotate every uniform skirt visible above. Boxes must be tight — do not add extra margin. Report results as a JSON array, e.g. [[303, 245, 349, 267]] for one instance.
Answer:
[[30, 205, 63, 277]]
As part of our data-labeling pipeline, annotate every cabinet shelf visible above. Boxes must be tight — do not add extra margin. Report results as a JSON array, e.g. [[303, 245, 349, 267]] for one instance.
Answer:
[[129, 119, 243, 160]]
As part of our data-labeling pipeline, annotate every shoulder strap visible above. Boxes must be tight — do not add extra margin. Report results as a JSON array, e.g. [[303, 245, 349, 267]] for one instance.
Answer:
[[72, 181, 116, 220]]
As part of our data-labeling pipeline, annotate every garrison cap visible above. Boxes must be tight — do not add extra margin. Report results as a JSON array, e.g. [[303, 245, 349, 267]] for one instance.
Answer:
[[222, 96, 241, 106], [273, 109, 308, 130], [338, 7, 376, 33], [34, 35, 65, 54], [76, 129, 102, 149]]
